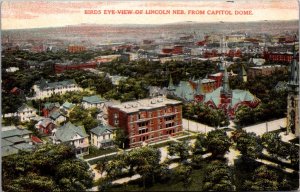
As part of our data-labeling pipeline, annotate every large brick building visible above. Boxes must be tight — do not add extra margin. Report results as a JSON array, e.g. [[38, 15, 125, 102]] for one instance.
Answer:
[[54, 61, 97, 73], [68, 45, 86, 53], [247, 65, 287, 79], [108, 97, 183, 148]]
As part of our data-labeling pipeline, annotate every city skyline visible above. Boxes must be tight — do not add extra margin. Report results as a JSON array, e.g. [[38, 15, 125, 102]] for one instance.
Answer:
[[2, 0, 299, 30]]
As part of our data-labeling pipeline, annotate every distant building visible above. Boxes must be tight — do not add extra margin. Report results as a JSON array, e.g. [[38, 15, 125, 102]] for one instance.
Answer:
[[52, 122, 89, 156], [32, 79, 82, 99], [42, 102, 60, 117], [60, 101, 76, 116], [18, 104, 38, 122], [264, 51, 295, 63], [54, 61, 97, 73], [90, 124, 115, 148], [82, 95, 107, 109], [247, 65, 287, 79], [249, 58, 266, 66], [68, 45, 86, 53], [108, 97, 183, 148], [35, 118, 56, 135], [49, 111, 67, 125], [94, 55, 121, 64]]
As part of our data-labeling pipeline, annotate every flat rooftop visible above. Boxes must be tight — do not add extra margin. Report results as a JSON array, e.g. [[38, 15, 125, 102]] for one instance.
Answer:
[[110, 97, 182, 113], [249, 65, 285, 69]]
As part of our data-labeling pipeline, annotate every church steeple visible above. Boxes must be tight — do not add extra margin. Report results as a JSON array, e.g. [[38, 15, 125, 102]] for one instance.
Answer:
[[167, 74, 176, 91], [222, 65, 231, 94]]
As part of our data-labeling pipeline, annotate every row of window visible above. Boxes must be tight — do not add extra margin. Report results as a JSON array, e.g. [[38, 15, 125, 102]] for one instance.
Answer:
[[130, 108, 180, 121], [131, 128, 178, 143]]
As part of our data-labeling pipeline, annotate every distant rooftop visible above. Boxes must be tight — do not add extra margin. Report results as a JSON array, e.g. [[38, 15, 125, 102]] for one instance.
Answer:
[[36, 78, 77, 90], [82, 95, 106, 104], [250, 65, 285, 69], [110, 97, 182, 113]]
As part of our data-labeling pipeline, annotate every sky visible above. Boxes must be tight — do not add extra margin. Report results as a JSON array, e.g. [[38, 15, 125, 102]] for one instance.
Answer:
[[1, 0, 299, 30]]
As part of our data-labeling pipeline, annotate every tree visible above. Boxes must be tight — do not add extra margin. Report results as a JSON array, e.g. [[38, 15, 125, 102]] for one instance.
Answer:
[[126, 146, 162, 189], [55, 159, 93, 191], [168, 141, 190, 162], [114, 128, 129, 149], [243, 165, 279, 191], [175, 164, 193, 188], [232, 129, 263, 160], [205, 130, 231, 158], [203, 160, 234, 191], [2, 144, 93, 192]]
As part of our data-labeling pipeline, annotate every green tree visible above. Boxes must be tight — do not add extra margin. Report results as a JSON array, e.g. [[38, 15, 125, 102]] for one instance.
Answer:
[[55, 159, 93, 191], [2, 144, 93, 192], [232, 129, 263, 160], [205, 130, 231, 158], [168, 141, 190, 162], [175, 164, 193, 188], [203, 161, 234, 191], [243, 165, 279, 191]]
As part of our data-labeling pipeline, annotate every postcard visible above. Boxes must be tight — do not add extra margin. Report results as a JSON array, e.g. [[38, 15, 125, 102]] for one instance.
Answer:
[[1, 0, 299, 191]]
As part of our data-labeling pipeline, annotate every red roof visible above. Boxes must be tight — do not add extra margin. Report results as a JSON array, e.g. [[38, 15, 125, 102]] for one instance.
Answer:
[[31, 136, 43, 143]]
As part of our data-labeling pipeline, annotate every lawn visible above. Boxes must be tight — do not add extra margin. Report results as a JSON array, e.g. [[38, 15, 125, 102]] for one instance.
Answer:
[[83, 146, 119, 159]]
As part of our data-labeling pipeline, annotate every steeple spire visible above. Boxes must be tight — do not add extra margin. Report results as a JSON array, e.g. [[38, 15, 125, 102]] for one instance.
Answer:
[[222, 65, 231, 94], [168, 74, 175, 91]]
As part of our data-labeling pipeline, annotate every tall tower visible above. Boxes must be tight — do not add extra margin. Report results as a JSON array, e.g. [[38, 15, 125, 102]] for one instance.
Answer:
[[222, 66, 231, 95], [287, 44, 299, 135], [167, 74, 176, 91], [240, 65, 247, 83]]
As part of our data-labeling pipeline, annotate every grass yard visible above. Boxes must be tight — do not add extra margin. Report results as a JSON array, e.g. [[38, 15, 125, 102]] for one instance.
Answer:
[[83, 146, 119, 159]]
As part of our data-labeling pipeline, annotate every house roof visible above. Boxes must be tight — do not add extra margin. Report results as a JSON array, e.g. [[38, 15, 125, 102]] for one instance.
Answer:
[[17, 104, 37, 113], [4, 136, 25, 144], [90, 124, 114, 136], [31, 136, 43, 144], [37, 79, 77, 90], [38, 118, 54, 128], [173, 81, 195, 101], [1, 146, 19, 157], [50, 111, 64, 120], [1, 139, 14, 147], [13, 143, 35, 151], [55, 122, 88, 142], [62, 102, 75, 110], [82, 95, 106, 104], [44, 102, 60, 110], [2, 128, 32, 139]]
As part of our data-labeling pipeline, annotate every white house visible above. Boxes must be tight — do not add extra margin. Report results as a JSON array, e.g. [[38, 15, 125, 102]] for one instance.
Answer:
[[32, 79, 82, 99], [82, 95, 107, 109], [90, 125, 115, 149], [18, 104, 38, 122], [52, 122, 89, 156]]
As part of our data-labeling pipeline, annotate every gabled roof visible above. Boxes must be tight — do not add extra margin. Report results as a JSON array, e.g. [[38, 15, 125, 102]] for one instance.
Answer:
[[204, 87, 222, 106], [50, 111, 64, 120], [17, 104, 36, 113], [90, 124, 114, 136], [44, 102, 60, 110], [82, 95, 106, 104], [61, 102, 75, 110], [173, 81, 195, 101], [37, 79, 77, 90], [1, 146, 19, 157], [2, 128, 32, 139], [4, 136, 25, 144], [13, 143, 34, 151], [38, 118, 54, 128], [1, 139, 14, 147], [55, 122, 88, 142]]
